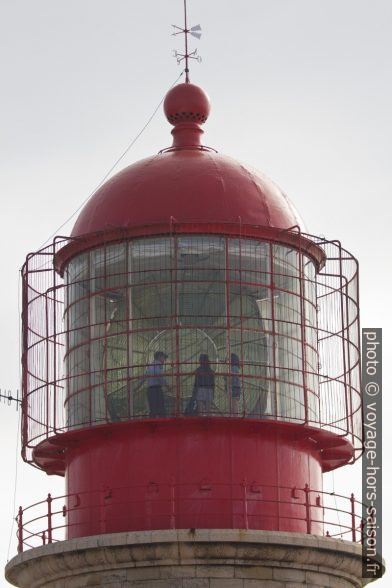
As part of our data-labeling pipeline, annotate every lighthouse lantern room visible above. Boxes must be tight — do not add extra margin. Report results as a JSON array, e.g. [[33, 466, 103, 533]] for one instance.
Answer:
[[17, 82, 362, 546]]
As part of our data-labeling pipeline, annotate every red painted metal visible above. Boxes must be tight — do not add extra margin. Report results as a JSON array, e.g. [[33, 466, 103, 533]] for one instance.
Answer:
[[304, 484, 311, 534], [350, 493, 356, 543], [21, 230, 361, 467], [46, 494, 53, 544], [70, 151, 305, 238], [32, 417, 354, 476], [62, 420, 323, 538], [164, 83, 210, 126], [17, 81, 363, 553], [19, 228, 362, 543], [55, 223, 325, 277], [70, 79, 300, 239], [17, 507, 23, 554], [16, 482, 366, 553]]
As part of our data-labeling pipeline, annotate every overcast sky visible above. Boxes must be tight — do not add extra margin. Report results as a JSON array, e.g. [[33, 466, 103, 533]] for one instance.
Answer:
[[1, 1, 390, 585]]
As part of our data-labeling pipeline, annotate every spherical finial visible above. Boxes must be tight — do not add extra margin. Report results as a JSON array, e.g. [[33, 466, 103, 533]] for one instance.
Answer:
[[164, 83, 211, 126]]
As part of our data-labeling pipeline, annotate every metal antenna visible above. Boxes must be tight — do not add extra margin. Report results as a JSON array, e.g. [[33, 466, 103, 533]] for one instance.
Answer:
[[172, 0, 202, 83], [0, 389, 21, 410]]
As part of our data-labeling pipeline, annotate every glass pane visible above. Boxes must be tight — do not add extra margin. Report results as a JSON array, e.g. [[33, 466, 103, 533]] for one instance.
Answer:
[[272, 246, 300, 293], [229, 239, 270, 285], [64, 237, 319, 426]]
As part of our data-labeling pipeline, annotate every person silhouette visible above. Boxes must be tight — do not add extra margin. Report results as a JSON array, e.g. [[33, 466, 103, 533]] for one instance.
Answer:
[[193, 354, 214, 416], [144, 351, 168, 417], [227, 353, 241, 415]]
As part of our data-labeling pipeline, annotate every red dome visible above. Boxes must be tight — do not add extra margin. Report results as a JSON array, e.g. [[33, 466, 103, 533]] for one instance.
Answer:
[[71, 150, 304, 237], [71, 83, 305, 238]]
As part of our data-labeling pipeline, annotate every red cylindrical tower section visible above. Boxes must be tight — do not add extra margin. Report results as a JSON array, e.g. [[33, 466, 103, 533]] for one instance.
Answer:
[[65, 420, 323, 538], [21, 83, 362, 542]]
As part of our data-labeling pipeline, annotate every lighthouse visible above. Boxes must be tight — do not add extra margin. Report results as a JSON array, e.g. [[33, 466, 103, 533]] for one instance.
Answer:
[[5, 35, 381, 588]]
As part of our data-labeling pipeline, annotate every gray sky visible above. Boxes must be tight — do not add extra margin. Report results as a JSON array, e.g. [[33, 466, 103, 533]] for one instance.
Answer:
[[1, 1, 391, 585]]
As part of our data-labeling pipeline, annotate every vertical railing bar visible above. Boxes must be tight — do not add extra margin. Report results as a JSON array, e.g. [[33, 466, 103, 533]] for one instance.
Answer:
[[225, 238, 231, 416], [337, 242, 350, 436], [170, 477, 176, 529], [47, 493, 53, 544], [173, 232, 181, 417], [355, 259, 362, 450], [237, 222, 246, 417], [44, 277, 50, 438], [89, 247, 96, 426], [102, 243, 109, 423], [315, 244, 322, 427], [350, 493, 356, 543], [126, 240, 133, 417], [298, 240, 309, 425], [344, 275, 355, 442], [304, 484, 311, 534], [52, 241, 58, 434], [242, 479, 248, 530], [269, 242, 278, 418], [17, 506, 23, 554]]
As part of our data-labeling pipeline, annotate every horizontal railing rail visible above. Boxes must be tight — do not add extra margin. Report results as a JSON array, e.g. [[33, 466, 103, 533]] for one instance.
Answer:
[[16, 482, 365, 554]]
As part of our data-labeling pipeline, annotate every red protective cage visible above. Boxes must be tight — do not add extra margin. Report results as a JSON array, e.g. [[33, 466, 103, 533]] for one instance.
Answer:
[[21, 225, 361, 466]]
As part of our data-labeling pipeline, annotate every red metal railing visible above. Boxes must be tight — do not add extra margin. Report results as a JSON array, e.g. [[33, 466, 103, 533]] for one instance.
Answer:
[[21, 228, 362, 465], [16, 482, 364, 554]]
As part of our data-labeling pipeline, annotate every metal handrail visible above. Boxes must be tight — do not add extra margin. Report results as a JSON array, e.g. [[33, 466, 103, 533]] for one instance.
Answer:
[[16, 482, 365, 554]]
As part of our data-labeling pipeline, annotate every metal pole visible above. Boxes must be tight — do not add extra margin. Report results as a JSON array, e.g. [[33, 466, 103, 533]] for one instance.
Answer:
[[304, 484, 311, 534], [17, 506, 23, 554], [47, 493, 53, 544], [184, 0, 189, 82], [350, 493, 356, 543], [21, 262, 30, 459], [298, 247, 309, 424], [242, 480, 248, 530], [170, 479, 176, 529], [225, 239, 232, 417]]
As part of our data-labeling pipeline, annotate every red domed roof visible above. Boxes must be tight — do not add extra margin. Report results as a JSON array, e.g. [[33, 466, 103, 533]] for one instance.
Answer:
[[72, 150, 304, 237], [71, 83, 305, 238]]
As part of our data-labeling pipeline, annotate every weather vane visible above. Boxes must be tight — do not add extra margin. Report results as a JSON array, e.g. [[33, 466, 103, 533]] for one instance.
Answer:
[[172, 0, 202, 83]]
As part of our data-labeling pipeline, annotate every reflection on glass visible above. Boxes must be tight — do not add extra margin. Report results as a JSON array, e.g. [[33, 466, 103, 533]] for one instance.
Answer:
[[64, 236, 319, 428]]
